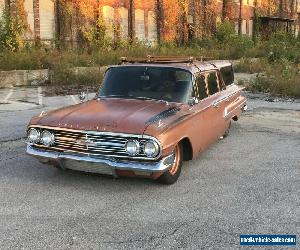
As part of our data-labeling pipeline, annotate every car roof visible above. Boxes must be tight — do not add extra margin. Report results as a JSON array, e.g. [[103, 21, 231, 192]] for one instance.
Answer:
[[108, 57, 232, 75]]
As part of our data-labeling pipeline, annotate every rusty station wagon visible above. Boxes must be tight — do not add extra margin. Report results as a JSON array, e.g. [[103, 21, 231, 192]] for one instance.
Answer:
[[26, 57, 247, 184]]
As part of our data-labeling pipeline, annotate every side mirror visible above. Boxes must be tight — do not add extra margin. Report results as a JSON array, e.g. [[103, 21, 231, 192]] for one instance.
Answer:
[[188, 97, 199, 106], [78, 92, 87, 102]]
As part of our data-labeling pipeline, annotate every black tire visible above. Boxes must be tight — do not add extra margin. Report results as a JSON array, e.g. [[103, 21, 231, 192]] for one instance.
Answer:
[[158, 143, 183, 185]]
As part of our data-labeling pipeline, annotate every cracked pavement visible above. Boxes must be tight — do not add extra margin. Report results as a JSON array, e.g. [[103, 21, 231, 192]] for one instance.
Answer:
[[0, 87, 299, 249]]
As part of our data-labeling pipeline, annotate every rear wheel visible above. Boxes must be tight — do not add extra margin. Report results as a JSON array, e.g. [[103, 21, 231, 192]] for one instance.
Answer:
[[158, 143, 183, 185]]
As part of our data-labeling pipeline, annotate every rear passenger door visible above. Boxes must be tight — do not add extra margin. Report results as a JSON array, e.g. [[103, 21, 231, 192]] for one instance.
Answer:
[[188, 72, 222, 152], [204, 70, 227, 140], [206, 70, 229, 137]]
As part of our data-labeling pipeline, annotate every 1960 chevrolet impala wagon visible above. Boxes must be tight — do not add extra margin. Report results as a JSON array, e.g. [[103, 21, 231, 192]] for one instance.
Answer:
[[26, 57, 247, 184]]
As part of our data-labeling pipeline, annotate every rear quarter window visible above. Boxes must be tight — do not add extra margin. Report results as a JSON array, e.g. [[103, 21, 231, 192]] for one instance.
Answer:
[[207, 72, 220, 95], [220, 66, 234, 86]]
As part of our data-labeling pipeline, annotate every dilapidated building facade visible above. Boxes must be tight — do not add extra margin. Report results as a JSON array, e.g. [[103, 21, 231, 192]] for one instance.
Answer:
[[1, 0, 299, 45]]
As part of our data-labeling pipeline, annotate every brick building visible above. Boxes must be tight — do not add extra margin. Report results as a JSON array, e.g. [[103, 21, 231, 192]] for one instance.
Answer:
[[0, 0, 55, 41], [0, 0, 299, 44]]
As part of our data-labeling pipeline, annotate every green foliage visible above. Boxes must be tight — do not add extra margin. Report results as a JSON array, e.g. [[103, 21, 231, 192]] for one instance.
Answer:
[[50, 63, 102, 86], [0, 30, 300, 97], [0, 11, 24, 51], [226, 35, 254, 59], [216, 21, 236, 43], [240, 59, 300, 98], [82, 17, 113, 50], [265, 33, 300, 63]]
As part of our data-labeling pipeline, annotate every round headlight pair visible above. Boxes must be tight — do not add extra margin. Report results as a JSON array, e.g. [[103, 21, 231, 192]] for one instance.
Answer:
[[125, 139, 160, 158], [27, 129, 55, 146]]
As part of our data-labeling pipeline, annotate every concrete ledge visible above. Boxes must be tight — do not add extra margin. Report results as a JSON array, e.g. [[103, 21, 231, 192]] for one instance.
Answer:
[[0, 67, 107, 88], [0, 69, 49, 88]]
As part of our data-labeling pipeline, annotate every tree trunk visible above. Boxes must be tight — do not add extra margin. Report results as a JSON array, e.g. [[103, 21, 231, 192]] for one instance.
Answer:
[[222, 0, 227, 21], [238, 0, 242, 35], [156, 0, 163, 44], [290, 0, 295, 18], [128, 0, 135, 44], [202, 0, 207, 36], [279, 0, 283, 17], [252, 0, 257, 41], [55, 0, 61, 49]]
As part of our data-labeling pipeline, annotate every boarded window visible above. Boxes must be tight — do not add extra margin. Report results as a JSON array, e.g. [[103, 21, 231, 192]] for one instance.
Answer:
[[39, 0, 55, 40], [135, 9, 145, 41], [249, 20, 253, 37], [196, 75, 208, 100], [235, 22, 239, 34], [0, 0, 4, 17], [207, 72, 220, 95], [242, 20, 247, 35], [148, 11, 156, 42], [24, 0, 34, 39], [118, 7, 128, 38], [102, 5, 114, 38]]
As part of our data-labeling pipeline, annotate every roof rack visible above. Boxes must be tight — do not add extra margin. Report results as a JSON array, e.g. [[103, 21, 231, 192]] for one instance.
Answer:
[[120, 55, 213, 65]]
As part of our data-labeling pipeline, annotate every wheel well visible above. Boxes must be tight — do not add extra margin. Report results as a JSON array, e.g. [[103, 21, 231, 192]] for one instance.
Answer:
[[180, 138, 193, 161], [232, 115, 238, 121]]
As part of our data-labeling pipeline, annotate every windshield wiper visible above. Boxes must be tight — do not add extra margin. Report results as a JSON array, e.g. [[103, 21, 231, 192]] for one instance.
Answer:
[[133, 96, 157, 101], [99, 94, 129, 99], [101, 95, 154, 101], [100, 95, 169, 103], [129, 96, 170, 103]]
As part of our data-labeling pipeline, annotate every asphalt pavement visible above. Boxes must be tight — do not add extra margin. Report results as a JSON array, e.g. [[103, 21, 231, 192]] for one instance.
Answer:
[[0, 86, 299, 249]]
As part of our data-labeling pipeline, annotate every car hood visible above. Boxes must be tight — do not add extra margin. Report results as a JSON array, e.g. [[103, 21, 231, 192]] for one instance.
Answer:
[[29, 98, 185, 135]]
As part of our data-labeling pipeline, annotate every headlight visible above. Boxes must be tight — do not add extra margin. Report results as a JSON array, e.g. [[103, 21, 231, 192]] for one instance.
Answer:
[[40, 130, 55, 146], [125, 140, 140, 156], [144, 140, 160, 158], [27, 128, 40, 144]]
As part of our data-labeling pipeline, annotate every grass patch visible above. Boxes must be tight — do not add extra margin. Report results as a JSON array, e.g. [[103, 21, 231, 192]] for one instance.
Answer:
[[0, 31, 300, 97], [243, 60, 300, 98]]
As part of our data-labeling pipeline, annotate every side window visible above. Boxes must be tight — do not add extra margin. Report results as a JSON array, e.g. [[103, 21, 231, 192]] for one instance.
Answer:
[[220, 66, 234, 86], [207, 71, 220, 95], [196, 74, 208, 100]]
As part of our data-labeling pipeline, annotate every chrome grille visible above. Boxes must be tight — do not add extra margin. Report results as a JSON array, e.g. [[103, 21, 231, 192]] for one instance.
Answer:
[[31, 127, 155, 160]]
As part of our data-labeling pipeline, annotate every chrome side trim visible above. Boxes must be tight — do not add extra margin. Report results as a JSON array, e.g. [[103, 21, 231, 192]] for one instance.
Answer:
[[224, 100, 247, 119], [27, 145, 174, 173], [211, 91, 240, 108]]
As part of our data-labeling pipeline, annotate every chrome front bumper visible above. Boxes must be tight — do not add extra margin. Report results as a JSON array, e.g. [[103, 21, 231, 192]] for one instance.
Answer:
[[26, 145, 175, 176]]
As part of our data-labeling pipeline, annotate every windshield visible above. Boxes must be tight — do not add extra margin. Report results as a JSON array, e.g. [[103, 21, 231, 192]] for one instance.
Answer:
[[99, 66, 192, 103]]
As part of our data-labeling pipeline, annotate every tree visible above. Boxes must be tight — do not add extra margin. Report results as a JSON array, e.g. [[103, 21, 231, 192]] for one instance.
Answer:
[[238, 0, 242, 35], [279, 0, 284, 17], [222, 0, 227, 21], [155, 0, 164, 44], [290, 0, 295, 18], [0, 10, 24, 51], [128, 0, 135, 43]]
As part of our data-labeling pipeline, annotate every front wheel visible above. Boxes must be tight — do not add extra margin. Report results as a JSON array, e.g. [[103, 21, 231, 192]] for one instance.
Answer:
[[158, 143, 183, 185]]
